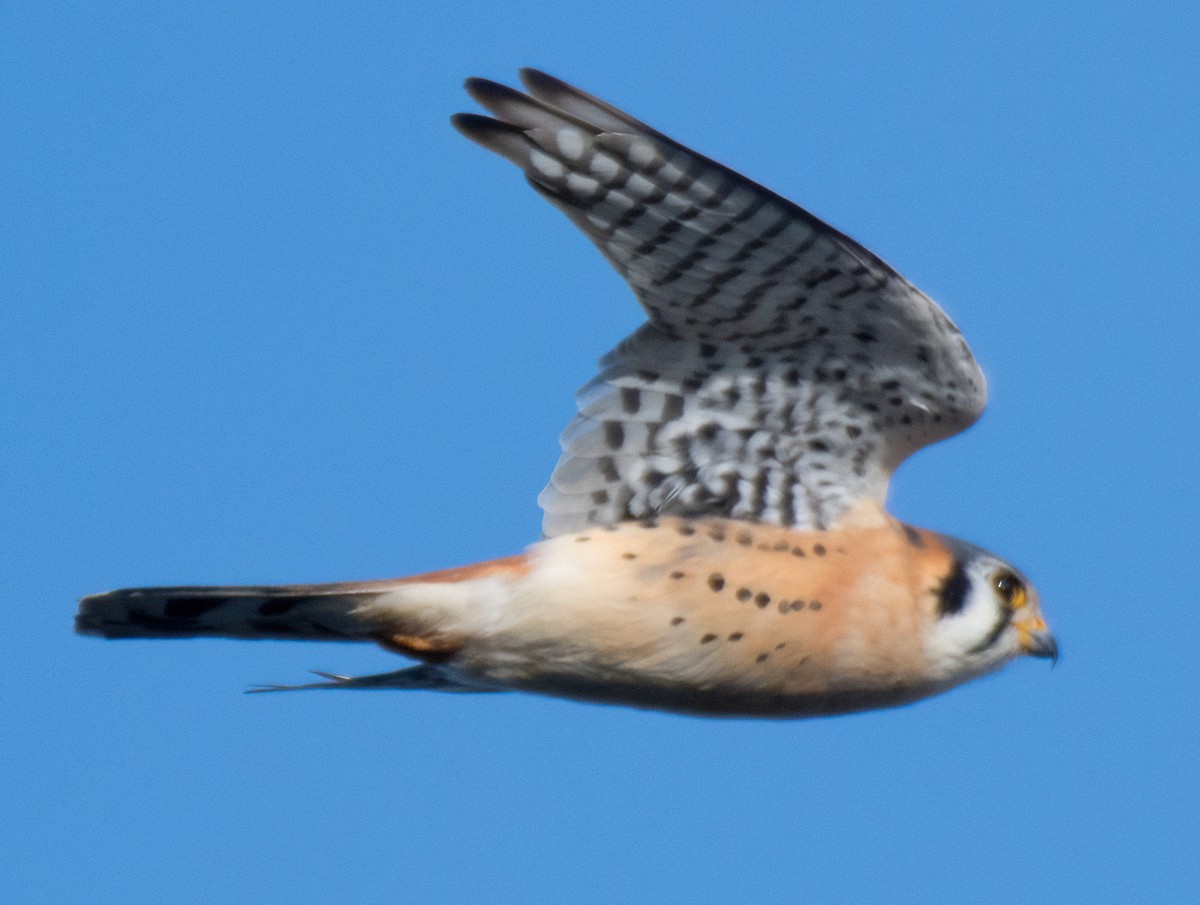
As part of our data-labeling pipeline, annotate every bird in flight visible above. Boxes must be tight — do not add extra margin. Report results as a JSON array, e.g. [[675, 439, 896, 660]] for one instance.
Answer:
[[77, 70, 1056, 717]]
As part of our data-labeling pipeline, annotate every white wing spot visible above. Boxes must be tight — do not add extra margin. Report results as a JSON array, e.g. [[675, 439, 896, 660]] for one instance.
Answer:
[[719, 187, 758, 215], [566, 172, 601, 196], [625, 173, 657, 198], [589, 152, 622, 182], [556, 128, 586, 160], [530, 150, 565, 179], [627, 139, 658, 167], [689, 177, 723, 204], [594, 189, 637, 214], [658, 158, 689, 184]]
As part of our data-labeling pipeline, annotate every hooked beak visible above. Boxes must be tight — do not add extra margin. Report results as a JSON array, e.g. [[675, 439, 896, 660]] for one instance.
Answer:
[[1015, 615, 1058, 665]]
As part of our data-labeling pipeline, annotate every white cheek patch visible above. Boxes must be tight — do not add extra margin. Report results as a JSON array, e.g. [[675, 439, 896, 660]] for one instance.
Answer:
[[923, 574, 1016, 681]]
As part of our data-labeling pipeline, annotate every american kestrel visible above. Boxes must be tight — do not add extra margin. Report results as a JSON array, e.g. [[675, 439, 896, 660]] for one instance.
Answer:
[[77, 70, 1056, 718]]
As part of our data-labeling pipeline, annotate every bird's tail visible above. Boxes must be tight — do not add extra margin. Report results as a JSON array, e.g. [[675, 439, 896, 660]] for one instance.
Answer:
[[76, 554, 532, 649], [75, 579, 404, 643]]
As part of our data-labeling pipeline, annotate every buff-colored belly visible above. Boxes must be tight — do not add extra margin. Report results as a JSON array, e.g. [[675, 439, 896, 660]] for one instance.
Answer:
[[443, 517, 955, 715]]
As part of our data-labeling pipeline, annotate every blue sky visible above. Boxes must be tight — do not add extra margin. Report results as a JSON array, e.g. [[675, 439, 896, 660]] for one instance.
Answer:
[[5, 2, 1199, 902]]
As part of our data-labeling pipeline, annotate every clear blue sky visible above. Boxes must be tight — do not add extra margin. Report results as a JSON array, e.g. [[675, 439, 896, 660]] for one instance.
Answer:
[[5, 3, 1198, 903]]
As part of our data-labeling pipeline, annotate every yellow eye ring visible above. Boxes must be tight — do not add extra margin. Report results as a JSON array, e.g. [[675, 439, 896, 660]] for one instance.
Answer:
[[993, 571, 1028, 610]]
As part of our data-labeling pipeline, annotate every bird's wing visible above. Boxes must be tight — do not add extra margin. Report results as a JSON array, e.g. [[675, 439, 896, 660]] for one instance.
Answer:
[[454, 70, 985, 536]]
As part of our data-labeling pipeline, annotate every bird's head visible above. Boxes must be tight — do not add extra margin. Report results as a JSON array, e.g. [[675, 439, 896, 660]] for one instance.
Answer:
[[923, 536, 1056, 683]]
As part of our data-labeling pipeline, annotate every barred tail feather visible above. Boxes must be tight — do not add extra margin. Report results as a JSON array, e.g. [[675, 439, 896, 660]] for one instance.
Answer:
[[75, 581, 397, 642]]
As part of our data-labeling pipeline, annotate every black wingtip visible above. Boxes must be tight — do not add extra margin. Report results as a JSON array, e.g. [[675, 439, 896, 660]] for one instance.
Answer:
[[449, 111, 482, 136], [463, 76, 511, 106], [450, 112, 522, 144], [517, 68, 562, 94]]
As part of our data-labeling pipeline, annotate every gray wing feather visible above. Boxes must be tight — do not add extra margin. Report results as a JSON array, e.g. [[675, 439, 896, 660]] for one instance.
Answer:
[[454, 70, 985, 535]]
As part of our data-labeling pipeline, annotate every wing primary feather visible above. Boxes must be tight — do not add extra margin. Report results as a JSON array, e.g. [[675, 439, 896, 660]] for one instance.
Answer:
[[518, 68, 655, 134]]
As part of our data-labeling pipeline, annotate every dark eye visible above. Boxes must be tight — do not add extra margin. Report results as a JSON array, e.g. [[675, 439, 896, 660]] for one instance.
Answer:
[[993, 571, 1027, 609]]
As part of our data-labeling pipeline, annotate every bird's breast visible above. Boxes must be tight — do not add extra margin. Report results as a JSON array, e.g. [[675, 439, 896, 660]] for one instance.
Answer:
[[455, 517, 958, 714]]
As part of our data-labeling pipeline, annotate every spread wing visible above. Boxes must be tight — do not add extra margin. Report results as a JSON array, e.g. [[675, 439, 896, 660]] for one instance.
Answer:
[[453, 70, 985, 537]]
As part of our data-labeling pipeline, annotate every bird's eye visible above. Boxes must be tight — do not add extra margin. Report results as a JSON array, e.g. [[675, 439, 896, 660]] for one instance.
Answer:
[[993, 571, 1027, 609]]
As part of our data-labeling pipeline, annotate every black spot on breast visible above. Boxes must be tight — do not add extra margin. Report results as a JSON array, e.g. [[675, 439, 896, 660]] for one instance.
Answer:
[[735, 530, 753, 546], [700, 633, 718, 644], [809, 600, 823, 611], [754, 592, 771, 608], [709, 574, 726, 591], [670, 571, 685, 580], [755, 653, 770, 663], [791, 546, 806, 557], [936, 558, 971, 617], [736, 588, 752, 602], [670, 616, 685, 626], [813, 544, 826, 556], [621, 552, 637, 560], [575, 536, 591, 543], [728, 632, 744, 641], [677, 523, 696, 536]]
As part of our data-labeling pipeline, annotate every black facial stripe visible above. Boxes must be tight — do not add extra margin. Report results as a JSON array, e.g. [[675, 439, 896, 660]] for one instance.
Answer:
[[935, 558, 971, 617]]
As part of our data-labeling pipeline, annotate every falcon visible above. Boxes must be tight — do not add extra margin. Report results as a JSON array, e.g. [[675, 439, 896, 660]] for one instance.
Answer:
[[76, 70, 1056, 717]]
